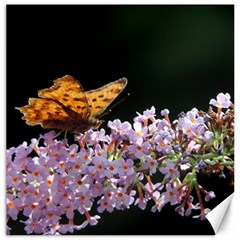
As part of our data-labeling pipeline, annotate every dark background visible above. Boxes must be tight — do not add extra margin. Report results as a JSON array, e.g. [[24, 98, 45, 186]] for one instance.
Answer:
[[7, 5, 234, 235]]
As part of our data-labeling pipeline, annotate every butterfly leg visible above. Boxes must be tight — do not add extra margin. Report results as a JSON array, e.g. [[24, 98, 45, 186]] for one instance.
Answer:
[[64, 130, 68, 139]]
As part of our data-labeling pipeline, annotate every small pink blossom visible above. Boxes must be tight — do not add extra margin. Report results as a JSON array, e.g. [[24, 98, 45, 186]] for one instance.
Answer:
[[209, 92, 231, 108]]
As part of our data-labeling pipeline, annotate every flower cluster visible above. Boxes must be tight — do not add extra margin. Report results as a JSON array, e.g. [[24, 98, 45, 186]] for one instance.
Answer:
[[6, 93, 234, 235]]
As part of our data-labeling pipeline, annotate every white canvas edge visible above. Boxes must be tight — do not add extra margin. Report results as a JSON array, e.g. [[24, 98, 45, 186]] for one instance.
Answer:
[[206, 193, 234, 234], [2, 1, 238, 240]]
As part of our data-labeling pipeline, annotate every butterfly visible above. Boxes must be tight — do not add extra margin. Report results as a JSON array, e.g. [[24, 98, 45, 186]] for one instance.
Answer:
[[16, 75, 128, 133]]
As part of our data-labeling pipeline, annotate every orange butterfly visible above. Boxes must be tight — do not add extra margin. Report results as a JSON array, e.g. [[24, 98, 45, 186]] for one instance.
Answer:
[[16, 75, 128, 133]]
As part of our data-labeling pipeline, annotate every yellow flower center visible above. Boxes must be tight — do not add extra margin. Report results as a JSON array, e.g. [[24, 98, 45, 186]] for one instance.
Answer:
[[136, 131, 141, 136]]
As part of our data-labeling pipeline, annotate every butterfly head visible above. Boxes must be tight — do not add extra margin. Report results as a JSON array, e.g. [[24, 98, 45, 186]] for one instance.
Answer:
[[90, 118, 104, 131]]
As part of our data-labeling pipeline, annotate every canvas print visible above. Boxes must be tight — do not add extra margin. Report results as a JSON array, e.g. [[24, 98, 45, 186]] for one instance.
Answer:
[[6, 5, 234, 235]]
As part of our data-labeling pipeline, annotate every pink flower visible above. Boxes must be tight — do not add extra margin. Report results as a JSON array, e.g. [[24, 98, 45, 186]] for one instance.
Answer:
[[118, 158, 134, 176], [7, 195, 22, 220], [97, 197, 115, 213], [129, 122, 148, 145], [142, 156, 158, 175], [155, 130, 173, 154], [75, 213, 101, 231], [151, 195, 166, 213], [115, 188, 135, 209], [160, 162, 180, 179], [162, 183, 179, 205], [209, 92, 231, 108], [134, 106, 156, 123]]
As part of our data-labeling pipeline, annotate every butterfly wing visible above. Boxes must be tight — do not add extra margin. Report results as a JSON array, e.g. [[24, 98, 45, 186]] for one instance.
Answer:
[[38, 75, 90, 120], [15, 98, 84, 131], [85, 77, 128, 118]]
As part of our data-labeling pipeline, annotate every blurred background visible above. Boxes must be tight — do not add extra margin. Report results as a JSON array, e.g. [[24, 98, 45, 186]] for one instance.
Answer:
[[7, 5, 234, 235]]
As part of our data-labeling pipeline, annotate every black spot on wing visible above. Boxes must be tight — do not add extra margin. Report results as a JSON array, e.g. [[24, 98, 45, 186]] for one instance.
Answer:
[[73, 97, 86, 102], [55, 106, 62, 111], [77, 106, 86, 110], [103, 98, 112, 102]]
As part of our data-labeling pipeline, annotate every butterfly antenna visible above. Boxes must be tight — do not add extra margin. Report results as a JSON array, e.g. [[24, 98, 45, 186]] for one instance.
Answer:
[[99, 93, 130, 118]]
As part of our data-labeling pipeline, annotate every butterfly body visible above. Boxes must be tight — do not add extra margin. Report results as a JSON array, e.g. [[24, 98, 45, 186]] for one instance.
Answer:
[[16, 75, 128, 133]]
